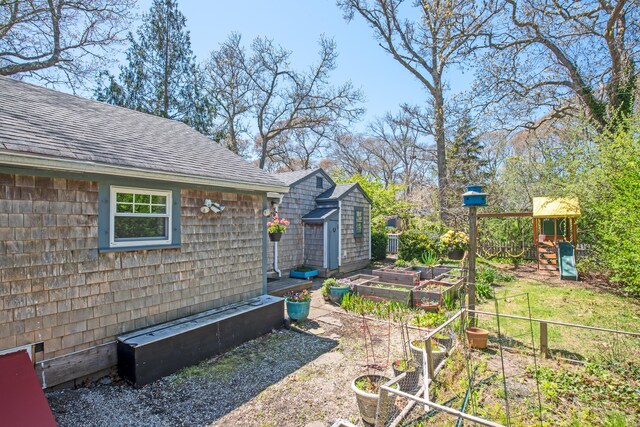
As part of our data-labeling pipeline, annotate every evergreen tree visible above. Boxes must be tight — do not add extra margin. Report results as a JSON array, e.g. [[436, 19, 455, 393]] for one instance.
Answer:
[[96, 0, 213, 134], [446, 114, 490, 226]]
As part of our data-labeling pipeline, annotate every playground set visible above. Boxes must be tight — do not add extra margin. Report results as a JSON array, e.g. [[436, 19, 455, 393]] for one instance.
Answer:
[[477, 197, 580, 280]]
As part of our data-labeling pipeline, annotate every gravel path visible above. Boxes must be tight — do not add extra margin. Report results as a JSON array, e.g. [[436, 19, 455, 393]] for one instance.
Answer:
[[47, 330, 338, 427], [47, 282, 421, 427]]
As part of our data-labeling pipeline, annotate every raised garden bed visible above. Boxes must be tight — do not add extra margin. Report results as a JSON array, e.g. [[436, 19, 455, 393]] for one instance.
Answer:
[[414, 275, 464, 307], [353, 282, 413, 305], [346, 274, 379, 285], [408, 265, 457, 280], [371, 268, 420, 286]]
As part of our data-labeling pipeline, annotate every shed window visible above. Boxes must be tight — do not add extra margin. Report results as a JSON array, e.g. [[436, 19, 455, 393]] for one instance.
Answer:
[[110, 186, 172, 247], [316, 176, 323, 189], [354, 207, 364, 237]]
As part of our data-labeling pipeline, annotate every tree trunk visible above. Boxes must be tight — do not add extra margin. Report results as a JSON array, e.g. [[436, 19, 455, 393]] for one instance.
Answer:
[[433, 82, 448, 224]]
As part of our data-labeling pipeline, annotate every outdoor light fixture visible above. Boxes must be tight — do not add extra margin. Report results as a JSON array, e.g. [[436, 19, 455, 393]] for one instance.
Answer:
[[201, 199, 225, 214], [266, 192, 284, 213]]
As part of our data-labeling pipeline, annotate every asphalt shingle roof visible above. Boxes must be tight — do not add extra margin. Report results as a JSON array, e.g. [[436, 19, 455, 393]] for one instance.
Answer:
[[317, 183, 357, 200], [301, 207, 338, 222], [273, 169, 321, 186], [0, 76, 287, 191]]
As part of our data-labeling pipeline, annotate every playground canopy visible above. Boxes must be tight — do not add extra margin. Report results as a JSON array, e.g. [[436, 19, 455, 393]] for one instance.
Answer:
[[532, 197, 581, 218]]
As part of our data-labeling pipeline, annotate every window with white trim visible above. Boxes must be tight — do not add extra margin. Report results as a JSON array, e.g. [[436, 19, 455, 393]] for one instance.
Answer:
[[354, 206, 364, 237], [109, 186, 172, 247]]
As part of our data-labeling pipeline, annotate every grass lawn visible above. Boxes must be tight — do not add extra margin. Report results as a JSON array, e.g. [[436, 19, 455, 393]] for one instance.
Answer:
[[428, 270, 640, 426], [476, 275, 640, 362]]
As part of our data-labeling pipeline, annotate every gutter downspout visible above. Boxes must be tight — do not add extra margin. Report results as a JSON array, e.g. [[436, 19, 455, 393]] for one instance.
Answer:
[[274, 241, 281, 278], [262, 195, 268, 294]]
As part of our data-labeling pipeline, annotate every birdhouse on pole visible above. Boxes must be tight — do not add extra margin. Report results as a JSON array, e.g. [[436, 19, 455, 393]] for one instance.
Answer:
[[462, 185, 487, 207]]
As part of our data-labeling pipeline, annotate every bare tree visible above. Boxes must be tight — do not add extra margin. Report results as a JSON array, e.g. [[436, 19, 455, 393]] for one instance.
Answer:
[[265, 127, 332, 171], [479, 0, 640, 131], [1, 0, 134, 86], [248, 36, 364, 169], [203, 35, 363, 168], [370, 109, 432, 194], [330, 133, 378, 177], [337, 0, 496, 222], [203, 33, 252, 154]]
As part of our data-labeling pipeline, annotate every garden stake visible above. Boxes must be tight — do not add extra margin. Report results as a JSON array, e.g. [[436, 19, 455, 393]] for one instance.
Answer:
[[456, 365, 478, 427]]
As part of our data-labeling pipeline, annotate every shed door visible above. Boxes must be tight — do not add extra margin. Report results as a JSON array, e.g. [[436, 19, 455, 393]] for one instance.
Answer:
[[327, 220, 339, 270]]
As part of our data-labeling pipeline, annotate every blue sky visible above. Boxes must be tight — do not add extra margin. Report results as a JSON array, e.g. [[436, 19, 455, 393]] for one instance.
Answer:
[[133, 0, 472, 132]]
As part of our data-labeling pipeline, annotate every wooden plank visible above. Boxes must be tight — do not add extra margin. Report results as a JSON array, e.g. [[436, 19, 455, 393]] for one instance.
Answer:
[[477, 212, 533, 218], [540, 322, 548, 358], [267, 278, 312, 297], [36, 342, 117, 388]]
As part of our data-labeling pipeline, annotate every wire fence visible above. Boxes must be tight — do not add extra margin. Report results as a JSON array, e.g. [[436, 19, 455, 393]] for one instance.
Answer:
[[341, 288, 640, 427]]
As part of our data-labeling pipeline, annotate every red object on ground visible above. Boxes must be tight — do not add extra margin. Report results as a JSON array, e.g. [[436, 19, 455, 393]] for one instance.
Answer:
[[0, 350, 57, 427]]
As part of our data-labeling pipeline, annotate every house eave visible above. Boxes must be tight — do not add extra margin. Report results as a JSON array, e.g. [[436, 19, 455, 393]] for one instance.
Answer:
[[0, 151, 290, 194]]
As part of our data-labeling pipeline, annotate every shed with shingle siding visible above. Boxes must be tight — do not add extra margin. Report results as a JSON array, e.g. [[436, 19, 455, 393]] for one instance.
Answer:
[[269, 168, 371, 277]]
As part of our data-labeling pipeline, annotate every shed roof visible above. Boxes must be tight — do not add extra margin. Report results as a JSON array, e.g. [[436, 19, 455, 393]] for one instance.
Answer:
[[302, 208, 338, 223], [272, 168, 333, 188], [0, 76, 288, 193], [532, 197, 581, 218], [316, 183, 372, 204]]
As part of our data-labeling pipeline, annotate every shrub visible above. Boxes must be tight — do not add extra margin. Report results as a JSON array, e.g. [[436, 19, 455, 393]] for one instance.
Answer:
[[475, 267, 514, 302], [398, 230, 438, 261], [371, 231, 388, 261]]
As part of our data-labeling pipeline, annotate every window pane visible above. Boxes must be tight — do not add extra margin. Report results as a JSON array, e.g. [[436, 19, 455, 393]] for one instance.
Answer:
[[117, 193, 134, 203], [134, 204, 151, 214], [114, 217, 167, 240], [151, 205, 167, 214], [135, 194, 150, 204], [152, 195, 167, 205], [116, 203, 133, 213]]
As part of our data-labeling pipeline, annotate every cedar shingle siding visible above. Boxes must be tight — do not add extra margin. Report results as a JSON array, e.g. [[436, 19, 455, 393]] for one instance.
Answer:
[[304, 223, 324, 267], [267, 170, 328, 272], [340, 189, 370, 269], [0, 173, 263, 384]]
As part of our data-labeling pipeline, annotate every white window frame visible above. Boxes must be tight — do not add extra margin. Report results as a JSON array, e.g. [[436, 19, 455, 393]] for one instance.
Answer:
[[109, 186, 172, 248]]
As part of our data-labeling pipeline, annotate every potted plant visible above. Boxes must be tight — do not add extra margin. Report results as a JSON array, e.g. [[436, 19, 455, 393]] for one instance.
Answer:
[[285, 289, 311, 321], [439, 230, 468, 260], [391, 359, 419, 393], [352, 374, 397, 424], [410, 339, 447, 370], [433, 331, 455, 350], [267, 214, 289, 242], [392, 321, 419, 393], [465, 327, 489, 349], [328, 278, 352, 304]]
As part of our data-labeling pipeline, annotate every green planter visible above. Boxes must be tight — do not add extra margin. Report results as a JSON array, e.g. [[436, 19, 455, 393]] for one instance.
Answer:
[[286, 299, 311, 321], [329, 285, 350, 304]]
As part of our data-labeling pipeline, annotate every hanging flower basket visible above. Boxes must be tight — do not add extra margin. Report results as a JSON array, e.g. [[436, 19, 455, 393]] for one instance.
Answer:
[[269, 232, 282, 242], [267, 214, 289, 242]]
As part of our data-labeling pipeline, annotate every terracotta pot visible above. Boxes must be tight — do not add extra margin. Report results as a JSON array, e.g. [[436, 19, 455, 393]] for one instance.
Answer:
[[269, 232, 282, 242], [466, 327, 489, 349]]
